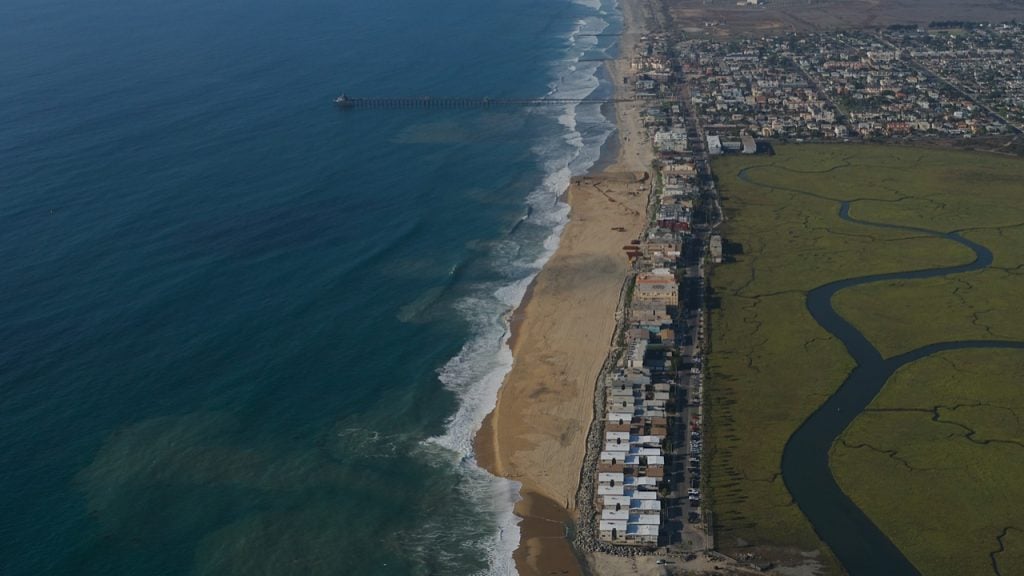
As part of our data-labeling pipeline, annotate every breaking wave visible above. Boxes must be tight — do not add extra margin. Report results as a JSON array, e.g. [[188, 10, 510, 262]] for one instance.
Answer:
[[426, 1, 620, 574]]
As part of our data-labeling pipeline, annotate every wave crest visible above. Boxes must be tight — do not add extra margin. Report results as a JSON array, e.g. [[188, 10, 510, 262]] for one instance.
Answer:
[[425, 2, 619, 574]]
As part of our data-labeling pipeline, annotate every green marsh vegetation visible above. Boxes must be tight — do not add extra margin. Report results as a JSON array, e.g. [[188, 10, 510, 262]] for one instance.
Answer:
[[831, 348, 1024, 576], [706, 144, 1024, 572]]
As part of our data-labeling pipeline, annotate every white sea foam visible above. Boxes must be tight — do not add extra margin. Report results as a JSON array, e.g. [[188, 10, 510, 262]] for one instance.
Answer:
[[426, 2, 620, 574]]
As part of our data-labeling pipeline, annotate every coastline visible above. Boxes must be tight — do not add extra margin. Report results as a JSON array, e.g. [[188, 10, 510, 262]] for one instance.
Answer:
[[473, 0, 653, 573]]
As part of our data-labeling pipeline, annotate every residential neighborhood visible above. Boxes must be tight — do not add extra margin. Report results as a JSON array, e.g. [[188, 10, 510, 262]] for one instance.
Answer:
[[676, 23, 1024, 147], [579, 17, 1024, 562]]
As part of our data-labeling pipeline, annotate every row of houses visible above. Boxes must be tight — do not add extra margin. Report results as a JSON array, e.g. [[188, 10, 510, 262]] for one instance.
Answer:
[[597, 370, 672, 546], [598, 268, 681, 546], [595, 52, 698, 545], [679, 28, 1021, 144], [794, 31, 1009, 137], [881, 23, 1024, 130], [682, 39, 845, 142]]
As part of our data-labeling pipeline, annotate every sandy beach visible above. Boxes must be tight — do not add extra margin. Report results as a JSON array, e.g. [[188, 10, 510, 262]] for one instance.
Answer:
[[473, 0, 654, 573]]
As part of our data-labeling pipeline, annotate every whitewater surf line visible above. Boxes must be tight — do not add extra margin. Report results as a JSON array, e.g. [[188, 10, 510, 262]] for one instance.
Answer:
[[736, 165, 1024, 575]]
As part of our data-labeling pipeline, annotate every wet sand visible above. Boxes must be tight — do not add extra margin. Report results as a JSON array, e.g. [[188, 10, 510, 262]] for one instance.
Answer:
[[473, 0, 653, 572]]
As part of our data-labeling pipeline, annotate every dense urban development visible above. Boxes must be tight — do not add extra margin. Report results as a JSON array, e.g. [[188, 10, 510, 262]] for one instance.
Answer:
[[575, 17, 1024, 572]]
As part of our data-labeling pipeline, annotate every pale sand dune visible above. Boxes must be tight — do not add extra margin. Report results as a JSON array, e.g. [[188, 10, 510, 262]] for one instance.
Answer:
[[472, 1, 653, 572]]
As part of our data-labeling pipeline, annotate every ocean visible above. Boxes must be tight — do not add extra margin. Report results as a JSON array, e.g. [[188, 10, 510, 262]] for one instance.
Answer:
[[0, 0, 619, 573]]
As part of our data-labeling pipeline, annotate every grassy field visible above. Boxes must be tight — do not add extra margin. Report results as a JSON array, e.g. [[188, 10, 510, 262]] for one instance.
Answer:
[[832, 268, 1024, 357], [831, 349, 1024, 575], [829, 149, 1024, 357], [707, 143, 1024, 573]]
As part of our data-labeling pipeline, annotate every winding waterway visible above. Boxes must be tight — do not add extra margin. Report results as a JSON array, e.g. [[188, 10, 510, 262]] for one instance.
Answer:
[[737, 166, 1024, 575]]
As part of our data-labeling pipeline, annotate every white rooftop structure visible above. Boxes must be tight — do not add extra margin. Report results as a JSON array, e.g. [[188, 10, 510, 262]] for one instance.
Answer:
[[627, 339, 648, 370], [600, 519, 628, 541], [608, 396, 636, 409], [607, 411, 635, 424], [598, 484, 625, 496], [602, 509, 629, 521], [707, 135, 723, 155], [600, 519, 627, 532], [627, 490, 658, 500], [606, 431, 630, 443], [604, 495, 630, 509], [631, 500, 661, 512], [625, 454, 665, 467], [598, 472, 624, 484], [608, 387, 636, 398], [627, 476, 659, 489], [626, 523, 660, 538], [600, 451, 628, 464], [629, 513, 661, 525]]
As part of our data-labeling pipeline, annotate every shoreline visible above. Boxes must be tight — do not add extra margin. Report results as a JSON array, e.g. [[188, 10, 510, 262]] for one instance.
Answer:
[[474, 0, 652, 572]]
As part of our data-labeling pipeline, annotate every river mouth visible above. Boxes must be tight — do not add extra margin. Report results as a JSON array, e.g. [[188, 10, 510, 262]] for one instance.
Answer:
[[735, 167, 1024, 576]]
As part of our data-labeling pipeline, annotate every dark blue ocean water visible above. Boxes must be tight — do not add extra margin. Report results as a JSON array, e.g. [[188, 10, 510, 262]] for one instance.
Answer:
[[0, 0, 619, 573]]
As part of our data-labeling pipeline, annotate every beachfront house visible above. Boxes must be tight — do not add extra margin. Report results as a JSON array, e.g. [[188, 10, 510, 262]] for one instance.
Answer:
[[634, 272, 679, 306], [599, 520, 628, 542], [605, 431, 630, 448], [631, 304, 672, 332], [626, 339, 648, 370], [654, 128, 688, 152], [631, 499, 661, 513], [602, 508, 629, 522], [602, 495, 630, 512], [625, 523, 659, 546], [600, 451, 628, 467]]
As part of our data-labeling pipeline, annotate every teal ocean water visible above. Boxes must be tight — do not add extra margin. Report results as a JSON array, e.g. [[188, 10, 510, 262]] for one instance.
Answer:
[[0, 0, 619, 573]]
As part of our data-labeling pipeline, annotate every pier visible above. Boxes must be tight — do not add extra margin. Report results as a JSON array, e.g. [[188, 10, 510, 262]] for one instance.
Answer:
[[334, 95, 633, 109]]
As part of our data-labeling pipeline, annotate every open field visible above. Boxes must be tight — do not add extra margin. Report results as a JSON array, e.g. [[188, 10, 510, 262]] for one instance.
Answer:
[[833, 268, 1024, 357], [831, 348, 1024, 576], [831, 152, 1024, 355], [666, 0, 1024, 38], [707, 143, 1024, 572]]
